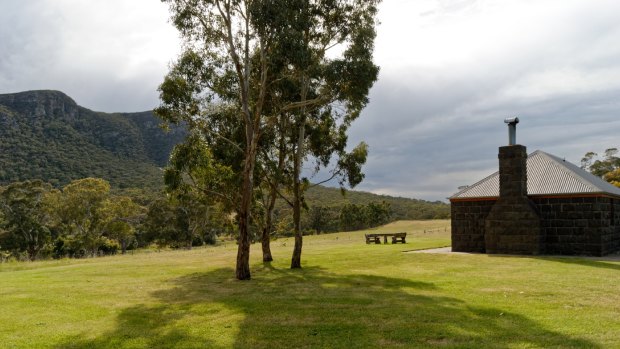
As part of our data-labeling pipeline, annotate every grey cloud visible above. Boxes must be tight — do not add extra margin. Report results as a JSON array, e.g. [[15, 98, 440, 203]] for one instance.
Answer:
[[0, 0, 176, 112], [347, 26, 620, 201], [2, 1, 620, 203]]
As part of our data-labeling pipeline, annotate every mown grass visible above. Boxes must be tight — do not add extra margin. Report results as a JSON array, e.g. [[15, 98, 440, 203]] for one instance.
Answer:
[[1, 220, 619, 348]]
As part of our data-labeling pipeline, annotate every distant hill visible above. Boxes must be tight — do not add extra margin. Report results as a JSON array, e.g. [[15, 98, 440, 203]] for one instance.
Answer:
[[273, 185, 450, 225], [0, 90, 186, 188], [303, 185, 450, 220]]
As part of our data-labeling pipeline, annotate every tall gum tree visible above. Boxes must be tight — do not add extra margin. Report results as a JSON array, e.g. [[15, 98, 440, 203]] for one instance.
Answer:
[[157, 0, 280, 280], [157, 0, 380, 278], [0, 180, 54, 261], [56, 178, 112, 257], [259, 0, 381, 269]]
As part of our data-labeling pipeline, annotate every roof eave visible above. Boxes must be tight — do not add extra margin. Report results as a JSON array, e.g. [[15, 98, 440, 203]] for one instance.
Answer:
[[451, 192, 620, 202]]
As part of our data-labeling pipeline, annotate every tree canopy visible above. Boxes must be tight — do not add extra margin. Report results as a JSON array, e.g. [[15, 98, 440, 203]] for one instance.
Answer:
[[581, 148, 620, 187], [157, 0, 382, 279], [0, 180, 54, 260]]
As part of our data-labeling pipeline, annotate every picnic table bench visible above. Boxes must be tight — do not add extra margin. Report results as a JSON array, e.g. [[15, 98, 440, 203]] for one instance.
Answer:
[[365, 234, 381, 244], [365, 232, 407, 244]]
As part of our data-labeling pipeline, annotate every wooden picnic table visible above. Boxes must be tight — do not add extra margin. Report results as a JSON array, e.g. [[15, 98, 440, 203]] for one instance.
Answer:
[[365, 232, 406, 244]]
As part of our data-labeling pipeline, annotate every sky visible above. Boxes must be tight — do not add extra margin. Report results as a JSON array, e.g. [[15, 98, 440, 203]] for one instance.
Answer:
[[1, 0, 620, 201]]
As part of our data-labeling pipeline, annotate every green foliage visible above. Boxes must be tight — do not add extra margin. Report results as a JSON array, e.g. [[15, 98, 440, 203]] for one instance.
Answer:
[[0, 176, 242, 260], [338, 201, 390, 231], [54, 178, 112, 256], [336, 142, 369, 187], [143, 189, 232, 250], [0, 180, 54, 260], [143, 197, 180, 247], [164, 131, 238, 209], [605, 169, 620, 187], [581, 147, 620, 187], [306, 205, 340, 233], [0, 90, 185, 190], [43, 178, 144, 258], [101, 196, 144, 254]]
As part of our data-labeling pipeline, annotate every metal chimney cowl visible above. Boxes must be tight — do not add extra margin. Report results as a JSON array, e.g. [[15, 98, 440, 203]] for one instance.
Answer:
[[504, 117, 519, 146]]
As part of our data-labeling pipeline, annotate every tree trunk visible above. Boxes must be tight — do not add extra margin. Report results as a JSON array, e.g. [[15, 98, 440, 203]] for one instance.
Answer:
[[27, 246, 37, 261], [121, 239, 127, 255], [261, 227, 273, 262], [236, 137, 258, 280], [291, 181, 303, 268], [261, 187, 276, 262], [261, 128, 286, 262], [290, 135, 304, 268], [290, 66, 310, 269], [291, 77, 307, 269]]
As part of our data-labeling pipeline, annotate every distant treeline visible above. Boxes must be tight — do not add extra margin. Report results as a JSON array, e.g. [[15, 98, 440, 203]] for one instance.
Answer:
[[0, 178, 232, 262], [289, 185, 450, 222], [0, 177, 447, 262]]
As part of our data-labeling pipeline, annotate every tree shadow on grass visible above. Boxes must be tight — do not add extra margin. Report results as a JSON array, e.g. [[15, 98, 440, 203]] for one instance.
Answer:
[[55, 266, 599, 349]]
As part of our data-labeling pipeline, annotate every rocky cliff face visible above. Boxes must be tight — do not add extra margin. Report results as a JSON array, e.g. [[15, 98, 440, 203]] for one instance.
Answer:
[[0, 90, 80, 121], [0, 90, 186, 188]]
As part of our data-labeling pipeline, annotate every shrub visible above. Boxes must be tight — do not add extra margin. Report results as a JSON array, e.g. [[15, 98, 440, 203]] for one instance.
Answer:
[[98, 238, 120, 256]]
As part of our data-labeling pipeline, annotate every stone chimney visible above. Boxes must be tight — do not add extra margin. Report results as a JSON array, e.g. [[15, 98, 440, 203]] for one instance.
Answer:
[[484, 119, 542, 254]]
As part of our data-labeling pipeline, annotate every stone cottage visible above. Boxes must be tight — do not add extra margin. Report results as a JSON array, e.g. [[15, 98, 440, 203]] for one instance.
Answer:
[[450, 120, 620, 256]]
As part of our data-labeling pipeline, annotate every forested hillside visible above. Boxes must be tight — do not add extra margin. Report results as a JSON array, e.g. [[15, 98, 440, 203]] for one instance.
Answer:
[[0, 90, 185, 188], [302, 185, 449, 220], [271, 185, 449, 235]]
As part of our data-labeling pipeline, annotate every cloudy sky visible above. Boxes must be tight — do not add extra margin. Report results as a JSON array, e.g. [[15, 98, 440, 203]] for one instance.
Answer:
[[2, 0, 620, 201]]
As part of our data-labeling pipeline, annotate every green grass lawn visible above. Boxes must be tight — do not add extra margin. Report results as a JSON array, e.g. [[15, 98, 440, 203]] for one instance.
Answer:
[[2, 220, 619, 348]]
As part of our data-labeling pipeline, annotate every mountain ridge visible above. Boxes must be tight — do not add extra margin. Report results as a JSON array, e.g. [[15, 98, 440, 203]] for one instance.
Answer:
[[0, 90, 185, 188]]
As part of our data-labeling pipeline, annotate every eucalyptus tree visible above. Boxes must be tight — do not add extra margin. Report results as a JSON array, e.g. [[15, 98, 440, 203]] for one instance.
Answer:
[[157, 0, 380, 278], [0, 180, 54, 260], [260, 0, 380, 268], [102, 196, 144, 254], [238, 0, 380, 268], [160, 131, 236, 249], [55, 178, 112, 257], [158, 0, 278, 280], [581, 148, 620, 187]]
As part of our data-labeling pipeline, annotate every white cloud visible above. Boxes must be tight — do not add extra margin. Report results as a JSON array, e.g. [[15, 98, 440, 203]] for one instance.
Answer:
[[0, 0, 180, 111]]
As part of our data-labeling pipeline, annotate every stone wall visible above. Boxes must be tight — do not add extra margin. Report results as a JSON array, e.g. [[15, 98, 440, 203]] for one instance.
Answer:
[[531, 196, 620, 256], [451, 200, 495, 252], [451, 195, 620, 256], [609, 198, 620, 255]]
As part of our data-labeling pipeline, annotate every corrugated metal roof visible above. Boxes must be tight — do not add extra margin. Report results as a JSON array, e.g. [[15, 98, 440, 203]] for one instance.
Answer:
[[450, 150, 620, 199]]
